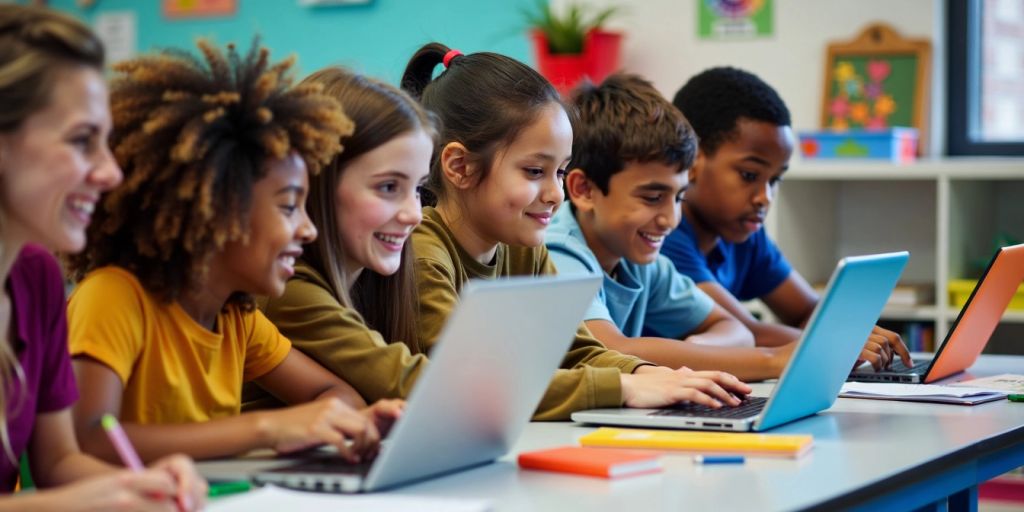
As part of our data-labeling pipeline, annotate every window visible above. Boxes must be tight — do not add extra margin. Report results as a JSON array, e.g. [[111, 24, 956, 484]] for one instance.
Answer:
[[947, 0, 1024, 155]]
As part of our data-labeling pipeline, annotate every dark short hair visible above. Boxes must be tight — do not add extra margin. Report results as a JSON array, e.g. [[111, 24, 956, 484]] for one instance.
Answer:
[[569, 73, 697, 194], [672, 66, 790, 155], [400, 42, 564, 206]]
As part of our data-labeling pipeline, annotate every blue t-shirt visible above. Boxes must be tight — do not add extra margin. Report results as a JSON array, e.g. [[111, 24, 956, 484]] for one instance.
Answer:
[[661, 213, 792, 302], [544, 207, 714, 339]]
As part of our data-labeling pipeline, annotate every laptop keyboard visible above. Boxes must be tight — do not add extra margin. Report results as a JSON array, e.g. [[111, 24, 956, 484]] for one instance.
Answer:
[[879, 360, 931, 374], [267, 458, 374, 476], [649, 396, 768, 419]]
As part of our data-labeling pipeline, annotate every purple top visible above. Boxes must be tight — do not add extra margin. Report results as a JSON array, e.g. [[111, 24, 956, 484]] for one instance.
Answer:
[[1, 244, 79, 492]]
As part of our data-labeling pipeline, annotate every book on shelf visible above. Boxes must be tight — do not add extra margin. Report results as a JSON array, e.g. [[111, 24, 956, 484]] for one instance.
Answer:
[[816, 283, 934, 308], [901, 322, 935, 352], [517, 446, 662, 479], [577, 427, 813, 459], [886, 283, 934, 307]]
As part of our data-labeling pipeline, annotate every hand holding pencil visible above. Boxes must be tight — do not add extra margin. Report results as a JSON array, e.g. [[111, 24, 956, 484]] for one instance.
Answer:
[[102, 414, 208, 511]]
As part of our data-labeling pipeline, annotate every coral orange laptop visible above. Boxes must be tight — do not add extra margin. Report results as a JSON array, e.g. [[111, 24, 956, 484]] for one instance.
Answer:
[[850, 244, 1024, 383]]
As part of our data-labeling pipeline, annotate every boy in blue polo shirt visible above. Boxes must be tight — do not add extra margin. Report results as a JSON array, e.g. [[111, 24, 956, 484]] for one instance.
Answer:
[[661, 67, 911, 370], [546, 73, 803, 381]]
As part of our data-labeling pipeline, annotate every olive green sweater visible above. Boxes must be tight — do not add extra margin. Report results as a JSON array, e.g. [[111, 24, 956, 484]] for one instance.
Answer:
[[257, 261, 428, 404], [412, 207, 648, 420]]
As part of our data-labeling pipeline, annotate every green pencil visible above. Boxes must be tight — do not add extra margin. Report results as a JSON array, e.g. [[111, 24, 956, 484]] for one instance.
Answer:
[[208, 480, 252, 497]]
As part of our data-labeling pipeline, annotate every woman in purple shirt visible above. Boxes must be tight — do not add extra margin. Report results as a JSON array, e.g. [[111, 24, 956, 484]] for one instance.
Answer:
[[0, 5, 205, 510]]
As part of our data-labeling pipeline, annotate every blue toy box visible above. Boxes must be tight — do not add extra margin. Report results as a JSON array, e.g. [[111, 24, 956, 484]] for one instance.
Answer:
[[798, 128, 918, 163]]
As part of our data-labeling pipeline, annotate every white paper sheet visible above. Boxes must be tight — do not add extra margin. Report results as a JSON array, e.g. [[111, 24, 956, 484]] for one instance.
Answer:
[[209, 485, 491, 512], [839, 382, 1007, 405]]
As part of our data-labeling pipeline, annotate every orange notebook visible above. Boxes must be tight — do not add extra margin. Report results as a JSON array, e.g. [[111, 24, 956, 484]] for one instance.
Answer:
[[517, 446, 662, 479]]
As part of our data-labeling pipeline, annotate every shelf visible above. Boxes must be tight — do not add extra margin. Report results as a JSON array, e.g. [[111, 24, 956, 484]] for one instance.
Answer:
[[877, 306, 1024, 324], [946, 309, 1024, 324], [786, 157, 1024, 180], [880, 306, 940, 321]]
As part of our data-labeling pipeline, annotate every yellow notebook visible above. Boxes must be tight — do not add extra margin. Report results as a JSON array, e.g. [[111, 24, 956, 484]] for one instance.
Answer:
[[578, 427, 814, 459]]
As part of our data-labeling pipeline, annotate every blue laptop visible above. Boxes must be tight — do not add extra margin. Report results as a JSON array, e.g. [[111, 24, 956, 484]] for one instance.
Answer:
[[571, 252, 909, 432]]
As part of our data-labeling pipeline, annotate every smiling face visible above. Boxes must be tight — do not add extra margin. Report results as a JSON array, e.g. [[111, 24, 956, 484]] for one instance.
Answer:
[[0, 66, 122, 253], [578, 161, 689, 271], [335, 129, 433, 280], [215, 153, 317, 298], [460, 102, 573, 252], [684, 118, 794, 245]]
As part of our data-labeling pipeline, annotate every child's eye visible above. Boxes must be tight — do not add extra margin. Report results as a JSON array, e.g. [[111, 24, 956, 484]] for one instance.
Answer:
[[675, 191, 686, 203], [641, 195, 663, 204], [415, 184, 424, 197], [376, 181, 399, 194], [524, 167, 544, 178], [279, 205, 298, 215], [556, 168, 568, 180], [739, 171, 758, 182], [769, 176, 783, 187], [69, 135, 93, 152]]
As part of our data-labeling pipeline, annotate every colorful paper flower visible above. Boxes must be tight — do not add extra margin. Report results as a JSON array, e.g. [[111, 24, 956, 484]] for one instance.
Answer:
[[867, 59, 891, 83], [835, 61, 856, 83], [850, 102, 870, 124], [874, 94, 896, 117], [830, 97, 850, 118]]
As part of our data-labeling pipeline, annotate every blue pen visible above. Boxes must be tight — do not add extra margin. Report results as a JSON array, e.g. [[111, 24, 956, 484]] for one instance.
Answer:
[[693, 455, 745, 464]]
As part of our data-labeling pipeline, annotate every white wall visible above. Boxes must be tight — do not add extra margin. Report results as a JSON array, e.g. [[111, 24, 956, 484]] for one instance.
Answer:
[[556, 0, 946, 155]]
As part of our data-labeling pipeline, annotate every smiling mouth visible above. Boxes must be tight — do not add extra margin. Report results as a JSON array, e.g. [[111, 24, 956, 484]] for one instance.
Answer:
[[639, 231, 665, 244], [526, 212, 551, 225], [278, 254, 296, 267], [374, 232, 406, 245], [68, 198, 96, 216]]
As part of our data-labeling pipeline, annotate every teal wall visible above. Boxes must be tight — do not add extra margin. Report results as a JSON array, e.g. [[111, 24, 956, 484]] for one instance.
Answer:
[[46, 0, 534, 85]]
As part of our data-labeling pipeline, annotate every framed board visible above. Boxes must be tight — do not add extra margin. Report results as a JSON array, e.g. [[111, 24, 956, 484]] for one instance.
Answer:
[[821, 22, 932, 154]]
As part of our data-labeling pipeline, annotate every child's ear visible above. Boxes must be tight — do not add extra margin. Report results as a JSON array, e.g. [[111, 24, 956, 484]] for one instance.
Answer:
[[565, 168, 596, 212], [439, 142, 476, 190], [689, 150, 706, 184]]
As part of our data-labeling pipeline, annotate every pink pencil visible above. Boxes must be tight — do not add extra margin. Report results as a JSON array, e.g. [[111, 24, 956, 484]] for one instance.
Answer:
[[101, 414, 143, 470]]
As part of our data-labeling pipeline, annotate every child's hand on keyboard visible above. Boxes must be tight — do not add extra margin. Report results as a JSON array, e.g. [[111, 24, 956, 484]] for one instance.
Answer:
[[857, 325, 913, 370], [621, 366, 752, 409]]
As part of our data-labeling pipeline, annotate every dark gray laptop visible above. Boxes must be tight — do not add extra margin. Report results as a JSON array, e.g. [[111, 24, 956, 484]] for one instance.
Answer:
[[253, 274, 601, 492]]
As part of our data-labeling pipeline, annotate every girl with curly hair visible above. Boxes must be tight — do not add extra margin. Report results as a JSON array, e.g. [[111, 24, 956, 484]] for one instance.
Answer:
[[66, 39, 401, 464]]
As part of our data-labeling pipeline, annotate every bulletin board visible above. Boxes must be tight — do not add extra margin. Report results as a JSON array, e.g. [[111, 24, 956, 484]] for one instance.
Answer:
[[821, 23, 932, 153]]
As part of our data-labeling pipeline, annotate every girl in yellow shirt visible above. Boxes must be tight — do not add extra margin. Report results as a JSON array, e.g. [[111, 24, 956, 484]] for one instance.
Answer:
[[65, 40, 400, 465]]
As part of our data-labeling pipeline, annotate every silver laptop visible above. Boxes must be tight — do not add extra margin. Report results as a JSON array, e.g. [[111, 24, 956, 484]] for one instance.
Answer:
[[571, 252, 908, 432], [253, 274, 601, 492]]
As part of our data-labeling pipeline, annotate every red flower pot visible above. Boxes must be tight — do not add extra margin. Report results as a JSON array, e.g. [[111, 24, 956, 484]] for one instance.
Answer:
[[531, 29, 623, 96]]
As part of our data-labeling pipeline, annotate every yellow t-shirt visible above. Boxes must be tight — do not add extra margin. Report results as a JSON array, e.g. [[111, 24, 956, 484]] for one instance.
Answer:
[[68, 266, 291, 424]]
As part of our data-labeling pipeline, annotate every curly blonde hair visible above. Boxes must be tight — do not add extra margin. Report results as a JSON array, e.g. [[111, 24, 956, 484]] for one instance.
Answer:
[[67, 39, 353, 309]]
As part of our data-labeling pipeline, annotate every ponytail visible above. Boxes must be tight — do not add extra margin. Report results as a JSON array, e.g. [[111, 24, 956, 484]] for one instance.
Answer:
[[399, 42, 563, 207], [400, 42, 449, 100]]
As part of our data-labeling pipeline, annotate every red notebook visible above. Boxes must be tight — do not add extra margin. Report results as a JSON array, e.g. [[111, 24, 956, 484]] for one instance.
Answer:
[[517, 446, 662, 479]]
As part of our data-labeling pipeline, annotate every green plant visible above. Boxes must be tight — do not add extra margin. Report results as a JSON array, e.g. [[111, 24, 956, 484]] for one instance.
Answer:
[[524, 0, 620, 54]]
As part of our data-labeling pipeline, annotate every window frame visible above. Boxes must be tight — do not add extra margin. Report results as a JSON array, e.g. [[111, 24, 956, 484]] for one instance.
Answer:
[[946, 0, 1024, 155]]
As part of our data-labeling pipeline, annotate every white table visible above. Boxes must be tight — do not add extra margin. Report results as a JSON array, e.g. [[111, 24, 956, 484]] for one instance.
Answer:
[[201, 354, 1024, 511]]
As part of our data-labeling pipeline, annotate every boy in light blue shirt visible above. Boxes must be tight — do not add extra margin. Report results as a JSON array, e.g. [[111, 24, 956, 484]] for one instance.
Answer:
[[547, 74, 800, 382]]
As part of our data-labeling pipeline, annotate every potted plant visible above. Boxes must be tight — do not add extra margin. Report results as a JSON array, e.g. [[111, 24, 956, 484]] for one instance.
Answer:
[[524, 1, 623, 95]]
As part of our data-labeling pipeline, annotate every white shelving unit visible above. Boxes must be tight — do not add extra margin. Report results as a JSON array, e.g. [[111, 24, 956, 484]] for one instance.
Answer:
[[764, 157, 1024, 349]]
